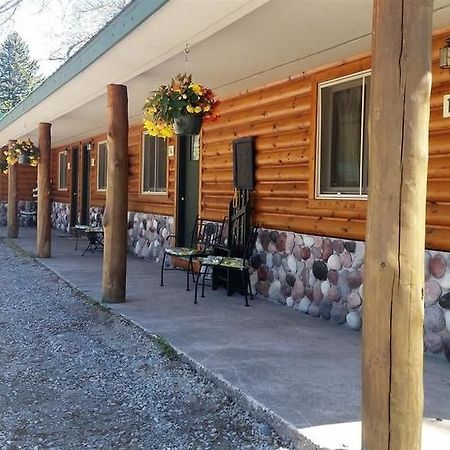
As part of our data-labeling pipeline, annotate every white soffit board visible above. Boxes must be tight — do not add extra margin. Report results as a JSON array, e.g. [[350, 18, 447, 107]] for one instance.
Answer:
[[3, 0, 450, 146]]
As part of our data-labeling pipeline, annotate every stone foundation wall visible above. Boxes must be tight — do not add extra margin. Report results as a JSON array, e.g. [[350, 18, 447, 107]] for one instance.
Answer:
[[127, 212, 174, 263], [89, 206, 104, 227], [250, 228, 450, 362], [0, 201, 37, 227], [51, 202, 70, 232]]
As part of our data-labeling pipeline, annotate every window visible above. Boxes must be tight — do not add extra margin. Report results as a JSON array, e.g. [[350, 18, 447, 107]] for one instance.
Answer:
[[142, 133, 167, 193], [58, 151, 68, 190], [97, 141, 107, 191], [317, 71, 370, 197]]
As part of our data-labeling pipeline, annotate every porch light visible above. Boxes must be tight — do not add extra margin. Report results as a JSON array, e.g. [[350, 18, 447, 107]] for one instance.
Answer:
[[440, 38, 450, 70]]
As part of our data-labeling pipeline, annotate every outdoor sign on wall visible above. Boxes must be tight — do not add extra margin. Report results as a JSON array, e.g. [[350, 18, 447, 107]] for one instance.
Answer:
[[443, 94, 450, 117]]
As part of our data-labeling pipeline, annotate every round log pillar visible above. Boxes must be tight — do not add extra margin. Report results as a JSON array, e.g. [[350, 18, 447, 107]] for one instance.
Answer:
[[102, 84, 128, 303], [37, 122, 52, 258], [362, 1, 433, 449], [7, 140, 18, 239]]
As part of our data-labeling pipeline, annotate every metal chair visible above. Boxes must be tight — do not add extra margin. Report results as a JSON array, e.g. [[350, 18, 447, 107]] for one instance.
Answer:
[[194, 226, 258, 307], [160, 217, 225, 291]]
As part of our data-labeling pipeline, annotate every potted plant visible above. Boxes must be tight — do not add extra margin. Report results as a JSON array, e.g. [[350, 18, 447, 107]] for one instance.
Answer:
[[143, 73, 219, 138], [6, 139, 40, 166]]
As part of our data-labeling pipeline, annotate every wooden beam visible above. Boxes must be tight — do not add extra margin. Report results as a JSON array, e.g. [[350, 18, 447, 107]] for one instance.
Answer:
[[362, 1, 433, 449], [7, 140, 18, 239], [102, 84, 128, 303], [37, 123, 52, 257]]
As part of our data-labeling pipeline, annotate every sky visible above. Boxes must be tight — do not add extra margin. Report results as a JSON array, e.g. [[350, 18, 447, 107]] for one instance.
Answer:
[[4, 0, 64, 76]]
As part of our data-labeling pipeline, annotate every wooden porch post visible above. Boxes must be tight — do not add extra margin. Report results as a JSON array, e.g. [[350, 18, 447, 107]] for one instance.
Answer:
[[37, 123, 52, 257], [7, 140, 18, 239], [362, 1, 433, 449], [102, 84, 128, 303]]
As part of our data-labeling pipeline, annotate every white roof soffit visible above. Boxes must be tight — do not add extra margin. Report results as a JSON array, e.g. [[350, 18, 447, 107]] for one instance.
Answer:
[[2, 0, 450, 147]]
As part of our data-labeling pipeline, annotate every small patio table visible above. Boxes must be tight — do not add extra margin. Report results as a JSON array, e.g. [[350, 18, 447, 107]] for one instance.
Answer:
[[80, 227, 104, 256], [73, 224, 90, 250]]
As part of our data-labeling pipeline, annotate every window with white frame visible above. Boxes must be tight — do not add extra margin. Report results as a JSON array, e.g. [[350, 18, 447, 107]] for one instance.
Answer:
[[58, 151, 68, 190], [97, 141, 107, 190], [142, 133, 167, 193], [317, 71, 370, 197]]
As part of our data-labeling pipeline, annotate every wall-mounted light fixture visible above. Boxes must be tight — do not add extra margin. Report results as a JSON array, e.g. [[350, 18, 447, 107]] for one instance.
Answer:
[[86, 143, 93, 151], [440, 38, 450, 71]]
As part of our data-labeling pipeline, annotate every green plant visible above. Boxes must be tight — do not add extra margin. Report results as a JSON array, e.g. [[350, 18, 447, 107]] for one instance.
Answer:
[[153, 335, 178, 361], [5, 139, 40, 166], [0, 145, 8, 174], [143, 73, 219, 138]]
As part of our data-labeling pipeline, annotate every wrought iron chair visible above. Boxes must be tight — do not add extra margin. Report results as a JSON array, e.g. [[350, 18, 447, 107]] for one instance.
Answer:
[[160, 217, 225, 291], [194, 226, 258, 307]]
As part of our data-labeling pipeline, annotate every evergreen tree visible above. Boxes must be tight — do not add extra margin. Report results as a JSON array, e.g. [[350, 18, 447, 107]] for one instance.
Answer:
[[0, 31, 42, 116]]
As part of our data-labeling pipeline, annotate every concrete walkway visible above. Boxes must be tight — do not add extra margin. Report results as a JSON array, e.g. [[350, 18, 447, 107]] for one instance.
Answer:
[[2, 227, 449, 449]]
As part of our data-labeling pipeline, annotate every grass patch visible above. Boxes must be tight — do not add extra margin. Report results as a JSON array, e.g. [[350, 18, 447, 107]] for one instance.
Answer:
[[153, 335, 178, 361]]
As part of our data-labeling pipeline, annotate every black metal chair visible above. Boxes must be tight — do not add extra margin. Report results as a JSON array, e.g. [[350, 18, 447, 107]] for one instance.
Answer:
[[160, 217, 225, 291], [194, 226, 258, 307]]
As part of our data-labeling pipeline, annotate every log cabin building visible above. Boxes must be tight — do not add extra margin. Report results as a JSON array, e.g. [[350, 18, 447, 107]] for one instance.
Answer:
[[1, 0, 450, 360]]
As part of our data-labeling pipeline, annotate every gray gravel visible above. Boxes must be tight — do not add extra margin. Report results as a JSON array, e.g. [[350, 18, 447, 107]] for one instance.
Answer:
[[0, 241, 302, 449]]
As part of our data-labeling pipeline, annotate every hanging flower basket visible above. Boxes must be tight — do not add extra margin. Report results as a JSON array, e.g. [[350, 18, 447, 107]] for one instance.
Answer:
[[173, 113, 203, 136], [5, 139, 40, 167], [18, 154, 30, 165], [0, 145, 8, 174], [143, 73, 219, 138]]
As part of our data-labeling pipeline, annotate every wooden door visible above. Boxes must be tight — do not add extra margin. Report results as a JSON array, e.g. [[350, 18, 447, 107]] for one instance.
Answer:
[[176, 135, 199, 246], [70, 147, 79, 227], [80, 144, 91, 225]]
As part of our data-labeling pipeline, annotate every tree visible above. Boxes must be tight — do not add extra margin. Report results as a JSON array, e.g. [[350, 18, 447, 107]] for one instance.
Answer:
[[0, 0, 131, 63], [0, 32, 43, 115], [49, 0, 130, 61]]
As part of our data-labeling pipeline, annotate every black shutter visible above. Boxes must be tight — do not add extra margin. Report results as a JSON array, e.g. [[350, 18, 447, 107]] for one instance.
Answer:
[[232, 137, 255, 190]]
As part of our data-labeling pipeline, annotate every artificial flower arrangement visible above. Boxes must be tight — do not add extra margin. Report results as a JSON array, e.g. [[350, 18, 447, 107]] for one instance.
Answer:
[[143, 73, 219, 138], [5, 139, 40, 166]]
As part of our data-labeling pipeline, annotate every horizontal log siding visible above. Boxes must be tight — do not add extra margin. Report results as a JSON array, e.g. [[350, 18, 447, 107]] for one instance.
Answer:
[[0, 166, 36, 202], [201, 31, 450, 251], [50, 125, 175, 216]]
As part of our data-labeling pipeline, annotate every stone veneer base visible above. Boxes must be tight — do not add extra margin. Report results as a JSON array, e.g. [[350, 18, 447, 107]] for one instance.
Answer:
[[250, 227, 450, 362], [0, 200, 37, 227]]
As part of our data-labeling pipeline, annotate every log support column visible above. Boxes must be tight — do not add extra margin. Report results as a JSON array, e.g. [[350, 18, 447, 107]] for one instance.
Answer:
[[37, 122, 52, 257], [7, 140, 18, 239], [362, 1, 433, 449], [102, 84, 128, 303]]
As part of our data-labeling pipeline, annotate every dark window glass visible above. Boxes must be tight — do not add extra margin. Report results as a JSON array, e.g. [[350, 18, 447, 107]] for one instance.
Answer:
[[59, 152, 68, 190], [319, 74, 370, 196], [97, 142, 108, 190], [143, 134, 167, 192]]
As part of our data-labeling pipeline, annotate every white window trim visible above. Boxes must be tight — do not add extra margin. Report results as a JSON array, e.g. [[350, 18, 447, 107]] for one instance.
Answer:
[[315, 69, 371, 200], [97, 140, 108, 192], [141, 132, 168, 195], [58, 151, 68, 191]]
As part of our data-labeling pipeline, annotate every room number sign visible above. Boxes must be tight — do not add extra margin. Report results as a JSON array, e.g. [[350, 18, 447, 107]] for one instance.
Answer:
[[443, 94, 450, 118]]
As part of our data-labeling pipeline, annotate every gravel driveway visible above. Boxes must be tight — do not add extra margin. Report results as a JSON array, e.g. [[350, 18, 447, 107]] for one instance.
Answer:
[[0, 241, 312, 449]]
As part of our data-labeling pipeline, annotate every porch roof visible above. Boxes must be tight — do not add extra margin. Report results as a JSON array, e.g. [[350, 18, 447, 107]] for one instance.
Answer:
[[1, 0, 450, 147]]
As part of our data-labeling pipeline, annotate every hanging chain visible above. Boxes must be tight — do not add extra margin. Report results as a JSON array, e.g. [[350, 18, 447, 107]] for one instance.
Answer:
[[184, 43, 190, 74]]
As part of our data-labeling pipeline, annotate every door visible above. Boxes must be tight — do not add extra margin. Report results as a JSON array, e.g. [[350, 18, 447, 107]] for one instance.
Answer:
[[80, 144, 91, 225], [70, 147, 79, 227], [176, 135, 200, 246]]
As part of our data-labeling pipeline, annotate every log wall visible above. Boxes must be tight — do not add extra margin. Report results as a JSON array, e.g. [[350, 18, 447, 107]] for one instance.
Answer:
[[0, 166, 37, 202], [201, 30, 450, 251], [50, 125, 176, 217]]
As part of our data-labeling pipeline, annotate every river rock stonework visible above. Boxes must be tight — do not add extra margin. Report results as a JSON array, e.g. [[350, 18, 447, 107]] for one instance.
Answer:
[[89, 206, 104, 227], [251, 228, 450, 362], [51, 202, 70, 232], [127, 212, 174, 263], [0, 201, 37, 227]]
